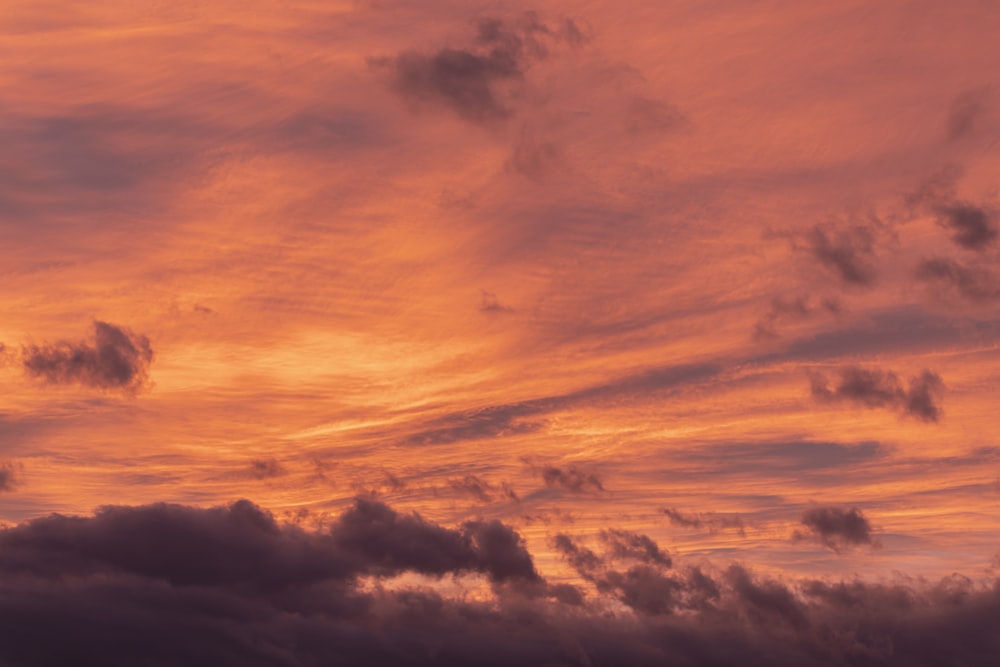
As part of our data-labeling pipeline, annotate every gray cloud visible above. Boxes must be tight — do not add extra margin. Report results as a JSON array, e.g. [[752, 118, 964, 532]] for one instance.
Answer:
[[541, 465, 604, 495], [402, 404, 544, 446], [373, 13, 584, 123], [0, 461, 20, 492], [0, 499, 998, 666], [22, 321, 153, 394], [753, 294, 840, 340], [796, 505, 878, 553], [810, 366, 944, 422], [246, 459, 286, 480], [916, 257, 1000, 302], [662, 508, 746, 536], [804, 223, 877, 286], [934, 203, 997, 251], [447, 474, 518, 503]]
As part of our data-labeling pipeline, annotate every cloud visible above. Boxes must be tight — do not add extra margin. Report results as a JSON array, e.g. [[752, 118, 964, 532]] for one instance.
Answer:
[[373, 13, 583, 123], [916, 257, 1000, 302], [0, 499, 998, 666], [948, 87, 991, 140], [541, 465, 604, 494], [905, 167, 997, 251], [21, 321, 153, 394], [934, 203, 997, 251], [330, 497, 540, 583], [552, 533, 604, 575], [246, 459, 286, 480], [753, 294, 840, 340], [662, 508, 746, 536], [803, 223, 877, 286], [796, 505, 879, 553], [599, 529, 672, 567], [810, 366, 944, 422], [724, 564, 808, 629], [904, 370, 947, 422], [402, 404, 544, 446], [0, 497, 539, 587], [447, 475, 518, 503], [0, 462, 20, 492], [479, 290, 514, 312]]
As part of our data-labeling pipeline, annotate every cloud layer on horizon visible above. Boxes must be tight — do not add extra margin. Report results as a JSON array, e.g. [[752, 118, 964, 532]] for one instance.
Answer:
[[0, 498, 997, 666]]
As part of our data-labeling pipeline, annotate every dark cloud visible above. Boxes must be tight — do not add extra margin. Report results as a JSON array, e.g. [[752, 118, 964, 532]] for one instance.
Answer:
[[374, 13, 583, 123], [0, 461, 20, 492], [948, 87, 991, 140], [753, 294, 840, 340], [0, 497, 538, 588], [803, 223, 877, 286], [904, 370, 946, 422], [330, 498, 539, 583], [934, 203, 997, 251], [797, 505, 878, 553], [811, 366, 902, 409], [448, 475, 518, 503], [0, 499, 998, 666], [916, 257, 1000, 303], [724, 564, 808, 629], [755, 305, 1000, 364], [402, 404, 544, 446], [553, 533, 604, 575], [541, 465, 604, 494], [22, 321, 153, 394], [553, 533, 682, 615], [662, 508, 746, 536], [246, 458, 286, 480], [599, 529, 671, 567], [905, 167, 997, 251], [445, 474, 491, 501], [810, 366, 944, 422]]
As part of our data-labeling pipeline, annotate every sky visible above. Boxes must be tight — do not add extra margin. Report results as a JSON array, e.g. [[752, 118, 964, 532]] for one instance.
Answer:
[[1, 1, 999, 664]]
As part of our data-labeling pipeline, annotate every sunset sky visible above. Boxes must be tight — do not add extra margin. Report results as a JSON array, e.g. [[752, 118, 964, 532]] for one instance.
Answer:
[[2, 1, 999, 664]]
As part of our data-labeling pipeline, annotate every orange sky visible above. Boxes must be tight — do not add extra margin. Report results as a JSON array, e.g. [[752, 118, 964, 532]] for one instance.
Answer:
[[2, 0, 1000, 597]]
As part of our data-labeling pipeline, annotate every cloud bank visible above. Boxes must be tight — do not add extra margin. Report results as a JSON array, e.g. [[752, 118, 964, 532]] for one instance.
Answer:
[[1, 498, 996, 666]]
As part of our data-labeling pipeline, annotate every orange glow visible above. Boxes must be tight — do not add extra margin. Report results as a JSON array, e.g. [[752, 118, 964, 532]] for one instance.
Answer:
[[2, 0, 1000, 596]]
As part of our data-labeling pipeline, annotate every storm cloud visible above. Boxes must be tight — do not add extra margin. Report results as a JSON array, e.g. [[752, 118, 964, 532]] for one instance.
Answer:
[[599, 528, 672, 567], [0, 462, 19, 492]]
